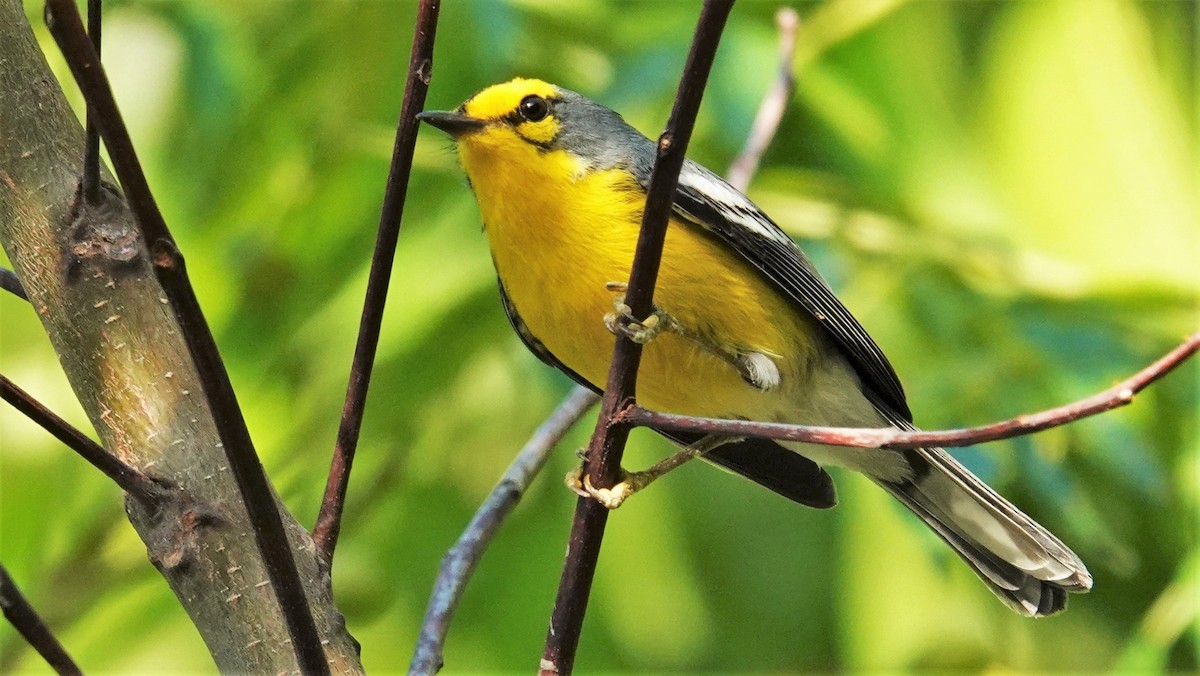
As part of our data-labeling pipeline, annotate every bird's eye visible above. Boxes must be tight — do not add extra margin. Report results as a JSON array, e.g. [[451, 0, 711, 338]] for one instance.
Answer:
[[518, 95, 549, 122]]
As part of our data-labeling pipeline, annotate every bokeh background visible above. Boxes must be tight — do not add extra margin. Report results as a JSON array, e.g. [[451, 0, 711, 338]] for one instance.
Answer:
[[2, 0, 1196, 672]]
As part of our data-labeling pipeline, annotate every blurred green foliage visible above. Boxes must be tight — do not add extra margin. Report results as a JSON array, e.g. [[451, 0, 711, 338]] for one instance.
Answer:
[[2, 0, 1196, 672]]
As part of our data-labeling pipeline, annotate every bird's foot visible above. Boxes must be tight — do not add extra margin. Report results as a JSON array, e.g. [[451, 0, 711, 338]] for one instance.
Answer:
[[564, 466, 653, 510], [603, 281, 677, 345], [564, 437, 731, 509]]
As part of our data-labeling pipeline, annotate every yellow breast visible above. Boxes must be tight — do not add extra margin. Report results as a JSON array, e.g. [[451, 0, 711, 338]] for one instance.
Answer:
[[458, 136, 818, 420]]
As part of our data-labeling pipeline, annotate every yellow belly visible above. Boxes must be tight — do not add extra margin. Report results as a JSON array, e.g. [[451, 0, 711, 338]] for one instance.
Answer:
[[470, 154, 820, 421]]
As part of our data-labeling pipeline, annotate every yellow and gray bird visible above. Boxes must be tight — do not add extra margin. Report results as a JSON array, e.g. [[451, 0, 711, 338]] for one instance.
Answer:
[[418, 77, 1092, 616]]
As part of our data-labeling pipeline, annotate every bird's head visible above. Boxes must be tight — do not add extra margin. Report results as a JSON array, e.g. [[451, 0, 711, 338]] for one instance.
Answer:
[[418, 78, 650, 178]]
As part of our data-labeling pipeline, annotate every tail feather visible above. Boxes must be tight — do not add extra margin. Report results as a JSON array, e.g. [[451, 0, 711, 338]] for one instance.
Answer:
[[875, 447, 1092, 617]]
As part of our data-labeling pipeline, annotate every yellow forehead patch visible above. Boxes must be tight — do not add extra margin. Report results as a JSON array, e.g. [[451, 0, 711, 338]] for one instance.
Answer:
[[462, 77, 560, 120]]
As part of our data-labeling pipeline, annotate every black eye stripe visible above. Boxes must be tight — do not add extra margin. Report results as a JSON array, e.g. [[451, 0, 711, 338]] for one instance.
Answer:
[[502, 109, 525, 126]]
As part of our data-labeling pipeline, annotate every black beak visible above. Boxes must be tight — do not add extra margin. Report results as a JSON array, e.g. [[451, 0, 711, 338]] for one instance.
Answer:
[[417, 110, 486, 138]]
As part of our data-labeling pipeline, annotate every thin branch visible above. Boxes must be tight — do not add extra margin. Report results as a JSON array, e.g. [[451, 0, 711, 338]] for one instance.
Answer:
[[540, 2, 735, 674], [726, 7, 798, 192], [42, 2, 329, 672], [0, 565, 82, 676], [82, 0, 101, 204], [412, 5, 798, 667], [43, 1, 166, 244], [1, 374, 165, 504], [313, 0, 442, 568], [617, 331, 1200, 449], [0, 265, 28, 300], [409, 386, 598, 676]]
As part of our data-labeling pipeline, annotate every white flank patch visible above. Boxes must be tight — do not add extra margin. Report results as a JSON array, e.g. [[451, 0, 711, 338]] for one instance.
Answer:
[[740, 351, 781, 391]]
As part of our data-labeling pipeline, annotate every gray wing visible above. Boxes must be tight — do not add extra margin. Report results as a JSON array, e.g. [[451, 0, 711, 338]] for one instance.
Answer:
[[656, 161, 913, 421], [497, 279, 837, 509]]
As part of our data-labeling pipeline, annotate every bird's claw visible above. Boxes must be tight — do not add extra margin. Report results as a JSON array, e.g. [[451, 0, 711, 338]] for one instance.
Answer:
[[564, 467, 639, 510], [603, 282, 673, 345]]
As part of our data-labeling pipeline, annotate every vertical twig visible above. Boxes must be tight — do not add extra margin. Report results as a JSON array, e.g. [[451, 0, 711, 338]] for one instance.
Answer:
[[539, 2, 735, 674], [312, 0, 442, 567], [410, 4, 801, 665], [409, 386, 599, 675], [1, 375, 165, 503], [42, 2, 329, 671], [81, 0, 101, 204], [0, 565, 82, 676]]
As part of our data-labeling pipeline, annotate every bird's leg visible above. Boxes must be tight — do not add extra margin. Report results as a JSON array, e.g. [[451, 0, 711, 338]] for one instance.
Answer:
[[603, 282, 781, 392], [564, 435, 738, 509], [602, 283, 780, 391]]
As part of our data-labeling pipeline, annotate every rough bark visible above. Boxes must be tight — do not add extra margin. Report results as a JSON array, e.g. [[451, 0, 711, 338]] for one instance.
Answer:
[[0, 2, 362, 671]]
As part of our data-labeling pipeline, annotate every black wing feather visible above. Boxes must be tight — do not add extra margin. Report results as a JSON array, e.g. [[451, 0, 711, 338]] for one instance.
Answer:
[[497, 279, 837, 509], [663, 163, 913, 421]]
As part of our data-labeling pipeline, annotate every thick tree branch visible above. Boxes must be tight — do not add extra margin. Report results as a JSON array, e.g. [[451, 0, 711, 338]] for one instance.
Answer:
[[539, 2, 735, 674], [617, 332, 1199, 448], [1, 0, 360, 670], [1, 374, 165, 503], [313, 0, 442, 568], [409, 386, 598, 675], [42, 2, 328, 670], [0, 565, 81, 676]]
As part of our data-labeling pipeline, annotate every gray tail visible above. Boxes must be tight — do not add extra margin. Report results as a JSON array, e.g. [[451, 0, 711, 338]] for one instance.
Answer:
[[875, 447, 1092, 617]]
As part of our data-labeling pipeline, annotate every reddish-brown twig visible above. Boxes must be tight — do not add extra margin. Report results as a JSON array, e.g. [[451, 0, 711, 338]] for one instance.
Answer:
[[726, 7, 799, 192], [43, 2, 327, 671], [539, 2, 735, 674], [0, 565, 82, 676], [312, 0, 442, 569], [409, 386, 598, 675], [1, 375, 165, 504], [617, 331, 1199, 449]]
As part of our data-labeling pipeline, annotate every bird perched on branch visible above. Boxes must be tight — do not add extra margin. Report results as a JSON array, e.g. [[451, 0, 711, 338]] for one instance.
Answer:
[[418, 77, 1091, 616]]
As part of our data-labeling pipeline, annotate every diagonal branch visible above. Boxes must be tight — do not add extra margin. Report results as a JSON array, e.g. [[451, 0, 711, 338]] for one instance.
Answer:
[[539, 2, 735, 674], [313, 0, 442, 569], [42, 1, 328, 671], [0, 265, 28, 300], [726, 7, 798, 192], [0, 565, 82, 676], [617, 331, 1200, 448], [1, 374, 166, 503], [409, 386, 598, 675]]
